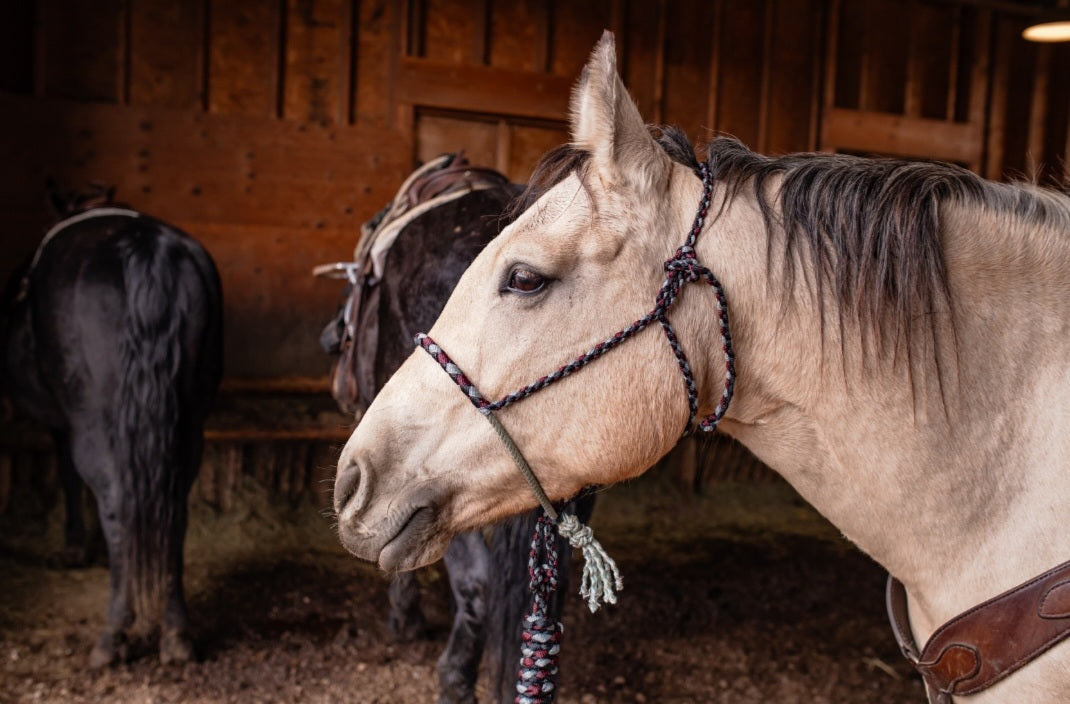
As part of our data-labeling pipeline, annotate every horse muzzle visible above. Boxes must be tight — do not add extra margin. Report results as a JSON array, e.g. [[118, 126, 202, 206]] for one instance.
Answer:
[[334, 460, 448, 571]]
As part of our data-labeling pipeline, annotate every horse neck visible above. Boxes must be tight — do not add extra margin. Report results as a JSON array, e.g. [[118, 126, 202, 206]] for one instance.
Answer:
[[689, 184, 1070, 644]]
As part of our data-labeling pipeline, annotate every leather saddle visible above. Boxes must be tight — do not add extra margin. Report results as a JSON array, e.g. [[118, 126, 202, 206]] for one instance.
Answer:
[[315, 152, 510, 417]]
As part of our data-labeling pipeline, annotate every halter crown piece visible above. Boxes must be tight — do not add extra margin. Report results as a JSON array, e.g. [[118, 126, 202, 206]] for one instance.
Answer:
[[416, 160, 735, 703]]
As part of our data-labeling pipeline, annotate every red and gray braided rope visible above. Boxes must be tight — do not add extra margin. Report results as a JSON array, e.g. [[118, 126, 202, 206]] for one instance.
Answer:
[[515, 514, 563, 704]]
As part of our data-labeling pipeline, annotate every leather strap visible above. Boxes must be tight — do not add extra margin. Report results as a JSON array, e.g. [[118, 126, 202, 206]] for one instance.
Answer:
[[887, 558, 1070, 702], [406, 162, 509, 207]]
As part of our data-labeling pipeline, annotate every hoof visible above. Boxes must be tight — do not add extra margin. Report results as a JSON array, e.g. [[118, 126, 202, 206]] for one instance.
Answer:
[[59, 545, 89, 567], [89, 632, 127, 669], [159, 629, 196, 665], [437, 691, 477, 704], [388, 612, 426, 643]]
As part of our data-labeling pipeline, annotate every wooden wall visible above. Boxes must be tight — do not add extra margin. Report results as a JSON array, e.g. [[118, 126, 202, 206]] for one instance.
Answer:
[[1, 0, 1067, 385]]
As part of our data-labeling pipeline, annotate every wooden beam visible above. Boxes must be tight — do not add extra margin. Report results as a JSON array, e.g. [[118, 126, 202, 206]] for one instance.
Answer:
[[820, 0, 841, 151], [904, 0, 922, 119], [969, 8, 992, 174], [128, 0, 206, 108], [495, 119, 511, 175], [219, 376, 333, 395], [1027, 43, 1050, 180], [984, 14, 1010, 179], [945, 4, 962, 121], [205, 427, 354, 442], [471, 0, 488, 65], [807, 0, 824, 151], [705, 0, 724, 134], [208, 2, 282, 118], [823, 107, 982, 164], [652, 0, 667, 125], [281, 0, 349, 125], [757, 0, 773, 153], [533, 1, 550, 73], [395, 57, 572, 121]]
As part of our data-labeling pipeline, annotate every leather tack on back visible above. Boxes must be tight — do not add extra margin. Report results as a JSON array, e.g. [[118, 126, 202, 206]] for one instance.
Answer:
[[314, 152, 511, 417]]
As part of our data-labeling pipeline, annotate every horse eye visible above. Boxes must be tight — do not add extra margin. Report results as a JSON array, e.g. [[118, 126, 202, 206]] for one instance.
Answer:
[[507, 267, 545, 294]]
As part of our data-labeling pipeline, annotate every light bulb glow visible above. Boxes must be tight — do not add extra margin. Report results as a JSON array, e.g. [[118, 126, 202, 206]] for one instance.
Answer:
[[1022, 20, 1070, 42]]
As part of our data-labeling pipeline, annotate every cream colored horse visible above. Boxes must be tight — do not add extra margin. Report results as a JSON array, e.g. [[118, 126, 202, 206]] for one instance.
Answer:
[[336, 32, 1070, 702]]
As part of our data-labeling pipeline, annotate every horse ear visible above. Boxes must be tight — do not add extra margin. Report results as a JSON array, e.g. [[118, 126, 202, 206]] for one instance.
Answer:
[[570, 31, 668, 194], [44, 177, 69, 217]]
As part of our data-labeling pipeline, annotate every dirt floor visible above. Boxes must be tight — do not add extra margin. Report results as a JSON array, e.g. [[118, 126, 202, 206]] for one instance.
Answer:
[[0, 469, 928, 704]]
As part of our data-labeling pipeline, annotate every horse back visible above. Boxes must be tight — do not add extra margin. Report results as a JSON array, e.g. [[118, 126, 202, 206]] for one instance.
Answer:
[[3, 212, 222, 429]]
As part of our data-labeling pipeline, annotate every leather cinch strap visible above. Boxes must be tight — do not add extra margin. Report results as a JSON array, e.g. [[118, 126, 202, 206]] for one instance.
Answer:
[[887, 558, 1070, 703]]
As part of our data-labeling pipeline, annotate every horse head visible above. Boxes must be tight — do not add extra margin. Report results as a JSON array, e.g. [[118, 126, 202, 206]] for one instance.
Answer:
[[334, 32, 741, 571], [45, 178, 122, 218]]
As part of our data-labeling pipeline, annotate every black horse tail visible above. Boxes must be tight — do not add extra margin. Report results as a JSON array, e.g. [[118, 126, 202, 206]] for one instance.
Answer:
[[115, 224, 201, 626]]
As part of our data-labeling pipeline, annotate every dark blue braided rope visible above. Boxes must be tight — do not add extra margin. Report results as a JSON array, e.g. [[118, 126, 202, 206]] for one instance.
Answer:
[[416, 160, 735, 437]]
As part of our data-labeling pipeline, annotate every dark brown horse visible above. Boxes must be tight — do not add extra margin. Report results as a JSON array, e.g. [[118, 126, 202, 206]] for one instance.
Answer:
[[319, 155, 593, 703], [1, 184, 223, 666]]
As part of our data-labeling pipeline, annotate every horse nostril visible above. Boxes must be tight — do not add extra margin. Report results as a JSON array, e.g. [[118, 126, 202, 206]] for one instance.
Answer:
[[333, 463, 363, 515]]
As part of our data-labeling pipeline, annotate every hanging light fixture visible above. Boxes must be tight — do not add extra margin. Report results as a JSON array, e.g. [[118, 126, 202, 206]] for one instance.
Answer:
[[1022, 0, 1070, 42]]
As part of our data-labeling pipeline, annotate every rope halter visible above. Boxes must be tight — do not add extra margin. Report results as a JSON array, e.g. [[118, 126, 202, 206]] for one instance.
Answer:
[[415, 160, 735, 702]]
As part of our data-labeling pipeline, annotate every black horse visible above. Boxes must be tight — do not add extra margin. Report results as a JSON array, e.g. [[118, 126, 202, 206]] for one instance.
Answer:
[[319, 156, 594, 703], [1, 184, 223, 667]]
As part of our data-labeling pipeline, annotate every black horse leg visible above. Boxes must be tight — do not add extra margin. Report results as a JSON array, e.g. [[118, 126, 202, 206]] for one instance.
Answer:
[[66, 424, 133, 668], [388, 572, 426, 642], [437, 530, 490, 704], [53, 430, 89, 566], [89, 484, 134, 668], [157, 425, 202, 665], [158, 489, 195, 664]]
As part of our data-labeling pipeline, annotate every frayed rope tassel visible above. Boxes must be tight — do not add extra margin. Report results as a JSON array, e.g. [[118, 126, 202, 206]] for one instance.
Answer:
[[515, 511, 624, 704], [557, 512, 623, 614]]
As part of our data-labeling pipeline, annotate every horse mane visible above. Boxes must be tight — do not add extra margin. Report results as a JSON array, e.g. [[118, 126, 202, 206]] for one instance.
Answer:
[[512, 127, 1070, 392]]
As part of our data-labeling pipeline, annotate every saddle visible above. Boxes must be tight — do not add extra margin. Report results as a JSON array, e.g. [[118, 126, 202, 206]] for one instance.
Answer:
[[315, 152, 511, 417]]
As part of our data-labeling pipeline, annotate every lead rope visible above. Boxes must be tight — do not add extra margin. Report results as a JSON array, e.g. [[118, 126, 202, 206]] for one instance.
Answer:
[[416, 160, 732, 704], [516, 513, 563, 704], [486, 412, 624, 614]]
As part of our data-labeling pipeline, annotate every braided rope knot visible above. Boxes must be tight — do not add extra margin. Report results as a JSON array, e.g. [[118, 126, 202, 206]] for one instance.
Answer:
[[558, 513, 623, 613], [515, 613, 561, 704], [515, 513, 564, 704], [665, 245, 701, 283]]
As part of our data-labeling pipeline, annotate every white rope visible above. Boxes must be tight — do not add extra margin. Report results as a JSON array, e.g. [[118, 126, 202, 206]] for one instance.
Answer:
[[557, 513, 624, 613]]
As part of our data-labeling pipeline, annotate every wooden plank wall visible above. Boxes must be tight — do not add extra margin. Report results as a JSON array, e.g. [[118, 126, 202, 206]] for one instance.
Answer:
[[0, 0, 1066, 509], [0, 0, 1067, 385]]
